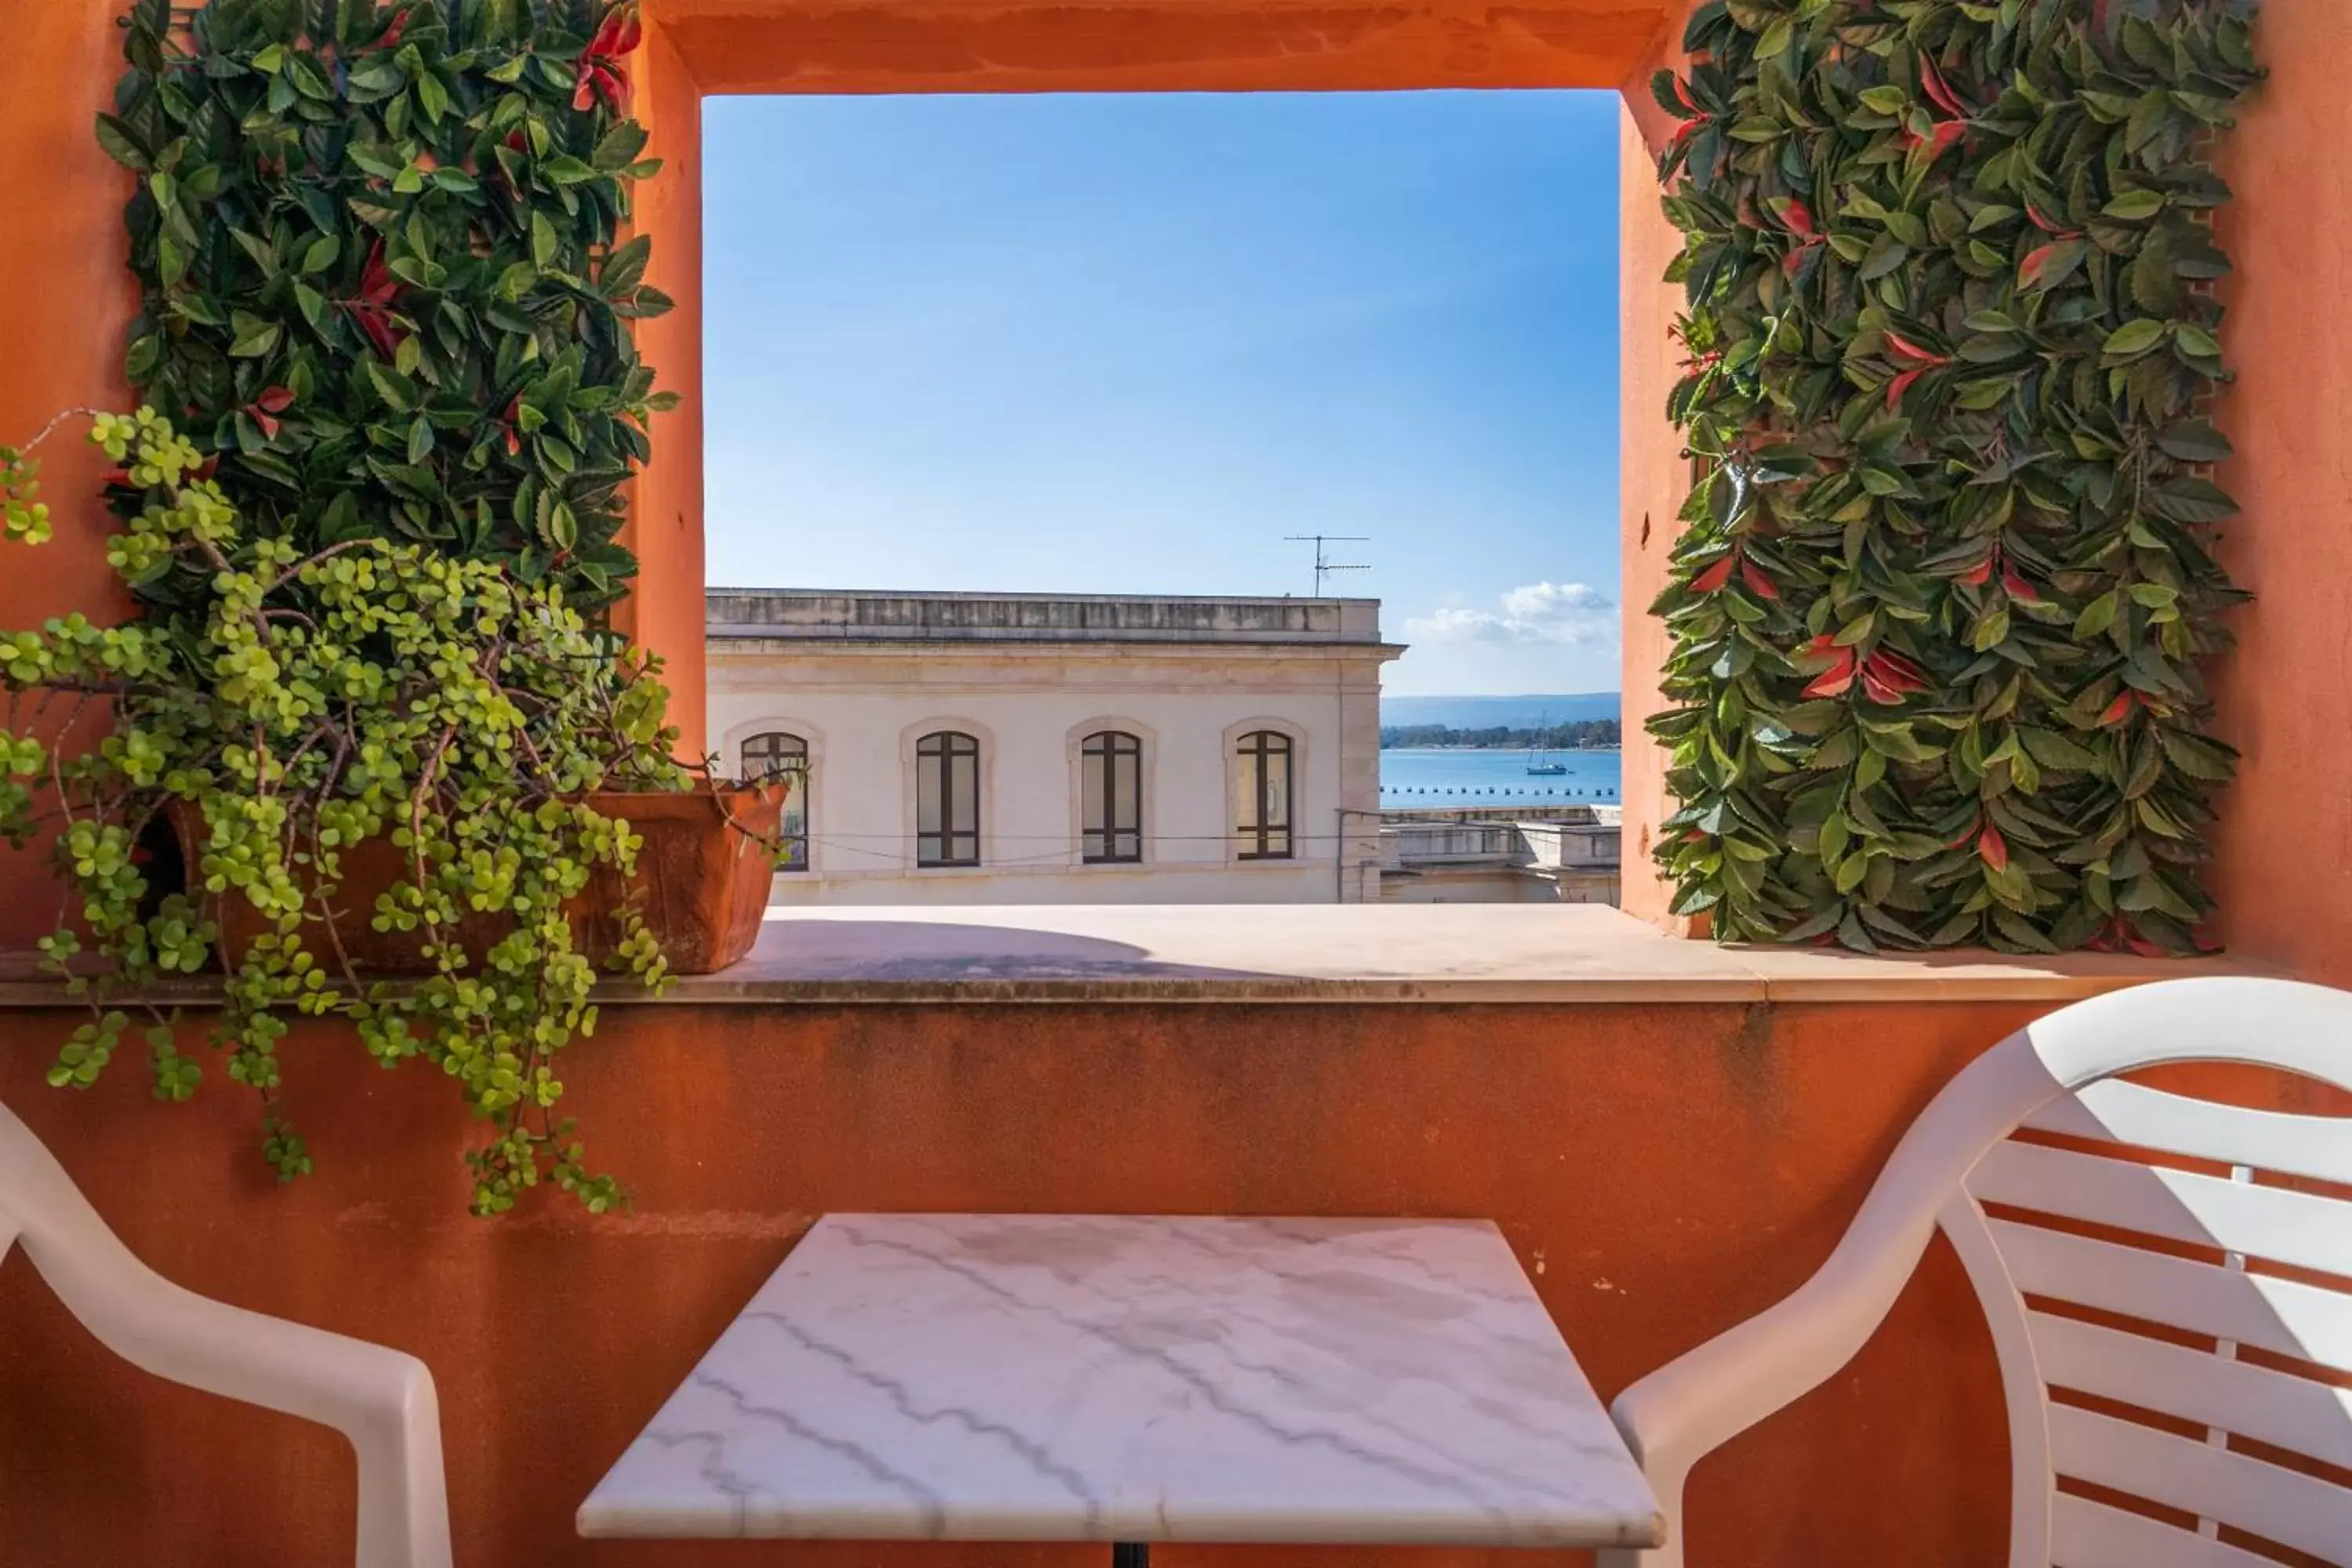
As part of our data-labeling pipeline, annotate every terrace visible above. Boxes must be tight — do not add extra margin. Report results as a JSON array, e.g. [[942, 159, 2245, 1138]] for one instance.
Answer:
[[1, 2, 2347, 1567]]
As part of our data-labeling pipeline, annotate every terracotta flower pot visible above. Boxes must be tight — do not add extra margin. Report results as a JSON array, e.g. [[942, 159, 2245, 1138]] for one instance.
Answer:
[[176, 781, 785, 979]]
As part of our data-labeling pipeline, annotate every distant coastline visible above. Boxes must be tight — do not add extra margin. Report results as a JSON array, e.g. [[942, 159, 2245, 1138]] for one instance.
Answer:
[[1380, 718, 1621, 752], [1385, 743, 1622, 752]]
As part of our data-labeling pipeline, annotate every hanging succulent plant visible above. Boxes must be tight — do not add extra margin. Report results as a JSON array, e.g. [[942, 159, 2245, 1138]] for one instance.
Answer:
[[96, 0, 673, 622], [1648, 0, 2260, 955]]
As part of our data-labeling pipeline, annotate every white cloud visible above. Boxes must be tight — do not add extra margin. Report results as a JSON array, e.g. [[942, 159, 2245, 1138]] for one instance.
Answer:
[[1404, 582, 1617, 647]]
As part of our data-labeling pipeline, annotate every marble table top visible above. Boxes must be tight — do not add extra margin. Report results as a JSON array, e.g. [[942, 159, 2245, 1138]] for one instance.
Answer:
[[577, 1213, 1664, 1548]]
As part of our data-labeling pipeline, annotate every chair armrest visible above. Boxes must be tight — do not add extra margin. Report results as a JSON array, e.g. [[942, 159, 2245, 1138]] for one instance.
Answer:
[[0, 1108, 452, 1568], [1610, 1030, 2063, 1486]]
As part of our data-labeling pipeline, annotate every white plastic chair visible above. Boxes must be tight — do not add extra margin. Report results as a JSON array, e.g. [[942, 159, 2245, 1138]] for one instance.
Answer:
[[0, 1097, 452, 1567], [1599, 976, 2352, 1568]]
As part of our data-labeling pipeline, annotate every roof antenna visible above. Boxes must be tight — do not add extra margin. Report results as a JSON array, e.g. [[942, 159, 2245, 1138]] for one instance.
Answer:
[[1283, 535, 1370, 598]]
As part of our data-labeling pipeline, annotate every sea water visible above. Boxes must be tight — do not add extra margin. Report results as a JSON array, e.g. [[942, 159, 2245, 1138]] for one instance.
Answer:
[[1379, 747, 1623, 808]]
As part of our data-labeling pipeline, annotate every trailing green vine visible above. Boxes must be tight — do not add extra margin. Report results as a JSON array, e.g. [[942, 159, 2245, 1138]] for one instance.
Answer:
[[99, 0, 672, 621], [0, 0, 731, 1214], [1647, 0, 2259, 954], [3, 408, 687, 1214]]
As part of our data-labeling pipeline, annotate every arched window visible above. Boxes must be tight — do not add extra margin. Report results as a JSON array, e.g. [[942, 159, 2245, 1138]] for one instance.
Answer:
[[1234, 730, 1294, 860], [1080, 731, 1143, 864], [915, 731, 981, 867], [740, 732, 810, 871]]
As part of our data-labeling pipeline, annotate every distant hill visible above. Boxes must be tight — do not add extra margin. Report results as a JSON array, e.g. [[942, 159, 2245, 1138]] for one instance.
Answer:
[[1380, 693, 1619, 730]]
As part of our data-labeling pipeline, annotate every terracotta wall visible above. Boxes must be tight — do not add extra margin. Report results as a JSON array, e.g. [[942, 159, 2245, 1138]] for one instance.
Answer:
[[2206, 2, 2352, 989], [0, 0, 138, 951], [0, 996, 2084, 1568], [613, 21, 709, 760], [1614, 18, 1690, 929]]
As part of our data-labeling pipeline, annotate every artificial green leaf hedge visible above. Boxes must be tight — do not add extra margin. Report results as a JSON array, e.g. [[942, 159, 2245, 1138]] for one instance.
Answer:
[[1647, 0, 2260, 956], [100, 0, 672, 619]]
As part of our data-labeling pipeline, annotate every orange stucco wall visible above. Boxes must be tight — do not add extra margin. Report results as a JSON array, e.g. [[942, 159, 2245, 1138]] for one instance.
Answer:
[[1613, 20, 1691, 930], [0, 0, 140, 951], [0, 995, 2082, 1567], [615, 22, 710, 758], [2206, 2, 2352, 989]]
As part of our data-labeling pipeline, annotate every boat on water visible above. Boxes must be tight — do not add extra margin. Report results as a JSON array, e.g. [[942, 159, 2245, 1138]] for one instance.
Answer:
[[1526, 714, 1569, 775]]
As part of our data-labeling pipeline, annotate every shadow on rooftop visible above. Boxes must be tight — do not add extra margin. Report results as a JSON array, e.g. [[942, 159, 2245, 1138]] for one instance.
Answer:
[[740, 918, 1287, 983]]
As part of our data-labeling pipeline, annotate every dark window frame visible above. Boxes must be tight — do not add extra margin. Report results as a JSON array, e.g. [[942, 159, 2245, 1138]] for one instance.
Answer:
[[1234, 729, 1294, 861], [740, 731, 811, 872], [1080, 731, 1144, 864], [915, 730, 982, 868]]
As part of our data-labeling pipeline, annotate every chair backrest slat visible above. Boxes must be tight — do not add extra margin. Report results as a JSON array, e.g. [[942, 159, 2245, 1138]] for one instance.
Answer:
[[2049, 1403, 2352, 1563], [2053, 1492, 2293, 1568], [2025, 1080, 2352, 1186], [1967, 1037, 2352, 1568], [1987, 1215, 2352, 1372], [2027, 1309, 2352, 1468], [1971, 1137, 2352, 1277]]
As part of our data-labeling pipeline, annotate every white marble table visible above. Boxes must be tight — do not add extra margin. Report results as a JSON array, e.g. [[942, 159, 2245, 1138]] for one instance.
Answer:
[[579, 1213, 1663, 1557]]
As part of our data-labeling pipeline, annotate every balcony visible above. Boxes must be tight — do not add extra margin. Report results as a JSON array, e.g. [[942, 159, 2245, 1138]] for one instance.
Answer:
[[0, 903, 2281, 1565], [2, 0, 2349, 1562]]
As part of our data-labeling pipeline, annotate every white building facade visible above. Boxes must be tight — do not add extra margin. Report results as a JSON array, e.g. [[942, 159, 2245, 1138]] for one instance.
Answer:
[[707, 590, 1403, 905]]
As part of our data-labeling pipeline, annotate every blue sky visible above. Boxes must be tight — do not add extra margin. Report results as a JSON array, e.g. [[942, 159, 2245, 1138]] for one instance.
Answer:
[[702, 90, 1622, 695]]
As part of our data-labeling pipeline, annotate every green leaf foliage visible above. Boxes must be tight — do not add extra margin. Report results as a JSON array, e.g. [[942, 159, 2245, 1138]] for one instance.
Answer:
[[2, 408, 710, 1214], [105, 0, 669, 620], [1649, 0, 2260, 956]]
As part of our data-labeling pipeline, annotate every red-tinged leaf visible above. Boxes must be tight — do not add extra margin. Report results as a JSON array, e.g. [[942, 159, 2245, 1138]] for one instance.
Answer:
[[194, 456, 220, 481], [1977, 824, 2009, 871], [1958, 554, 1994, 586], [2027, 203, 2063, 234], [2122, 924, 2168, 959], [254, 386, 295, 414], [589, 5, 630, 57], [1804, 633, 1837, 656], [1739, 559, 1780, 600], [1870, 648, 1927, 687], [1804, 665, 1857, 699], [573, 71, 599, 112], [2000, 561, 2041, 603], [590, 64, 631, 116], [1766, 197, 1816, 237], [1883, 331, 1949, 365], [101, 467, 133, 488], [1671, 117, 1702, 147], [1860, 669, 1900, 704], [2018, 239, 2087, 292], [1918, 54, 1966, 118], [1884, 366, 1926, 411], [2099, 691, 2136, 726], [375, 7, 409, 52], [1692, 553, 1739, 593], [1922, 120, 1966, 162], [1673, 74, 1697, 112], [354, 307, 404, 361], [253, 411, 281, 441], [360, 239, 399, 307]]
